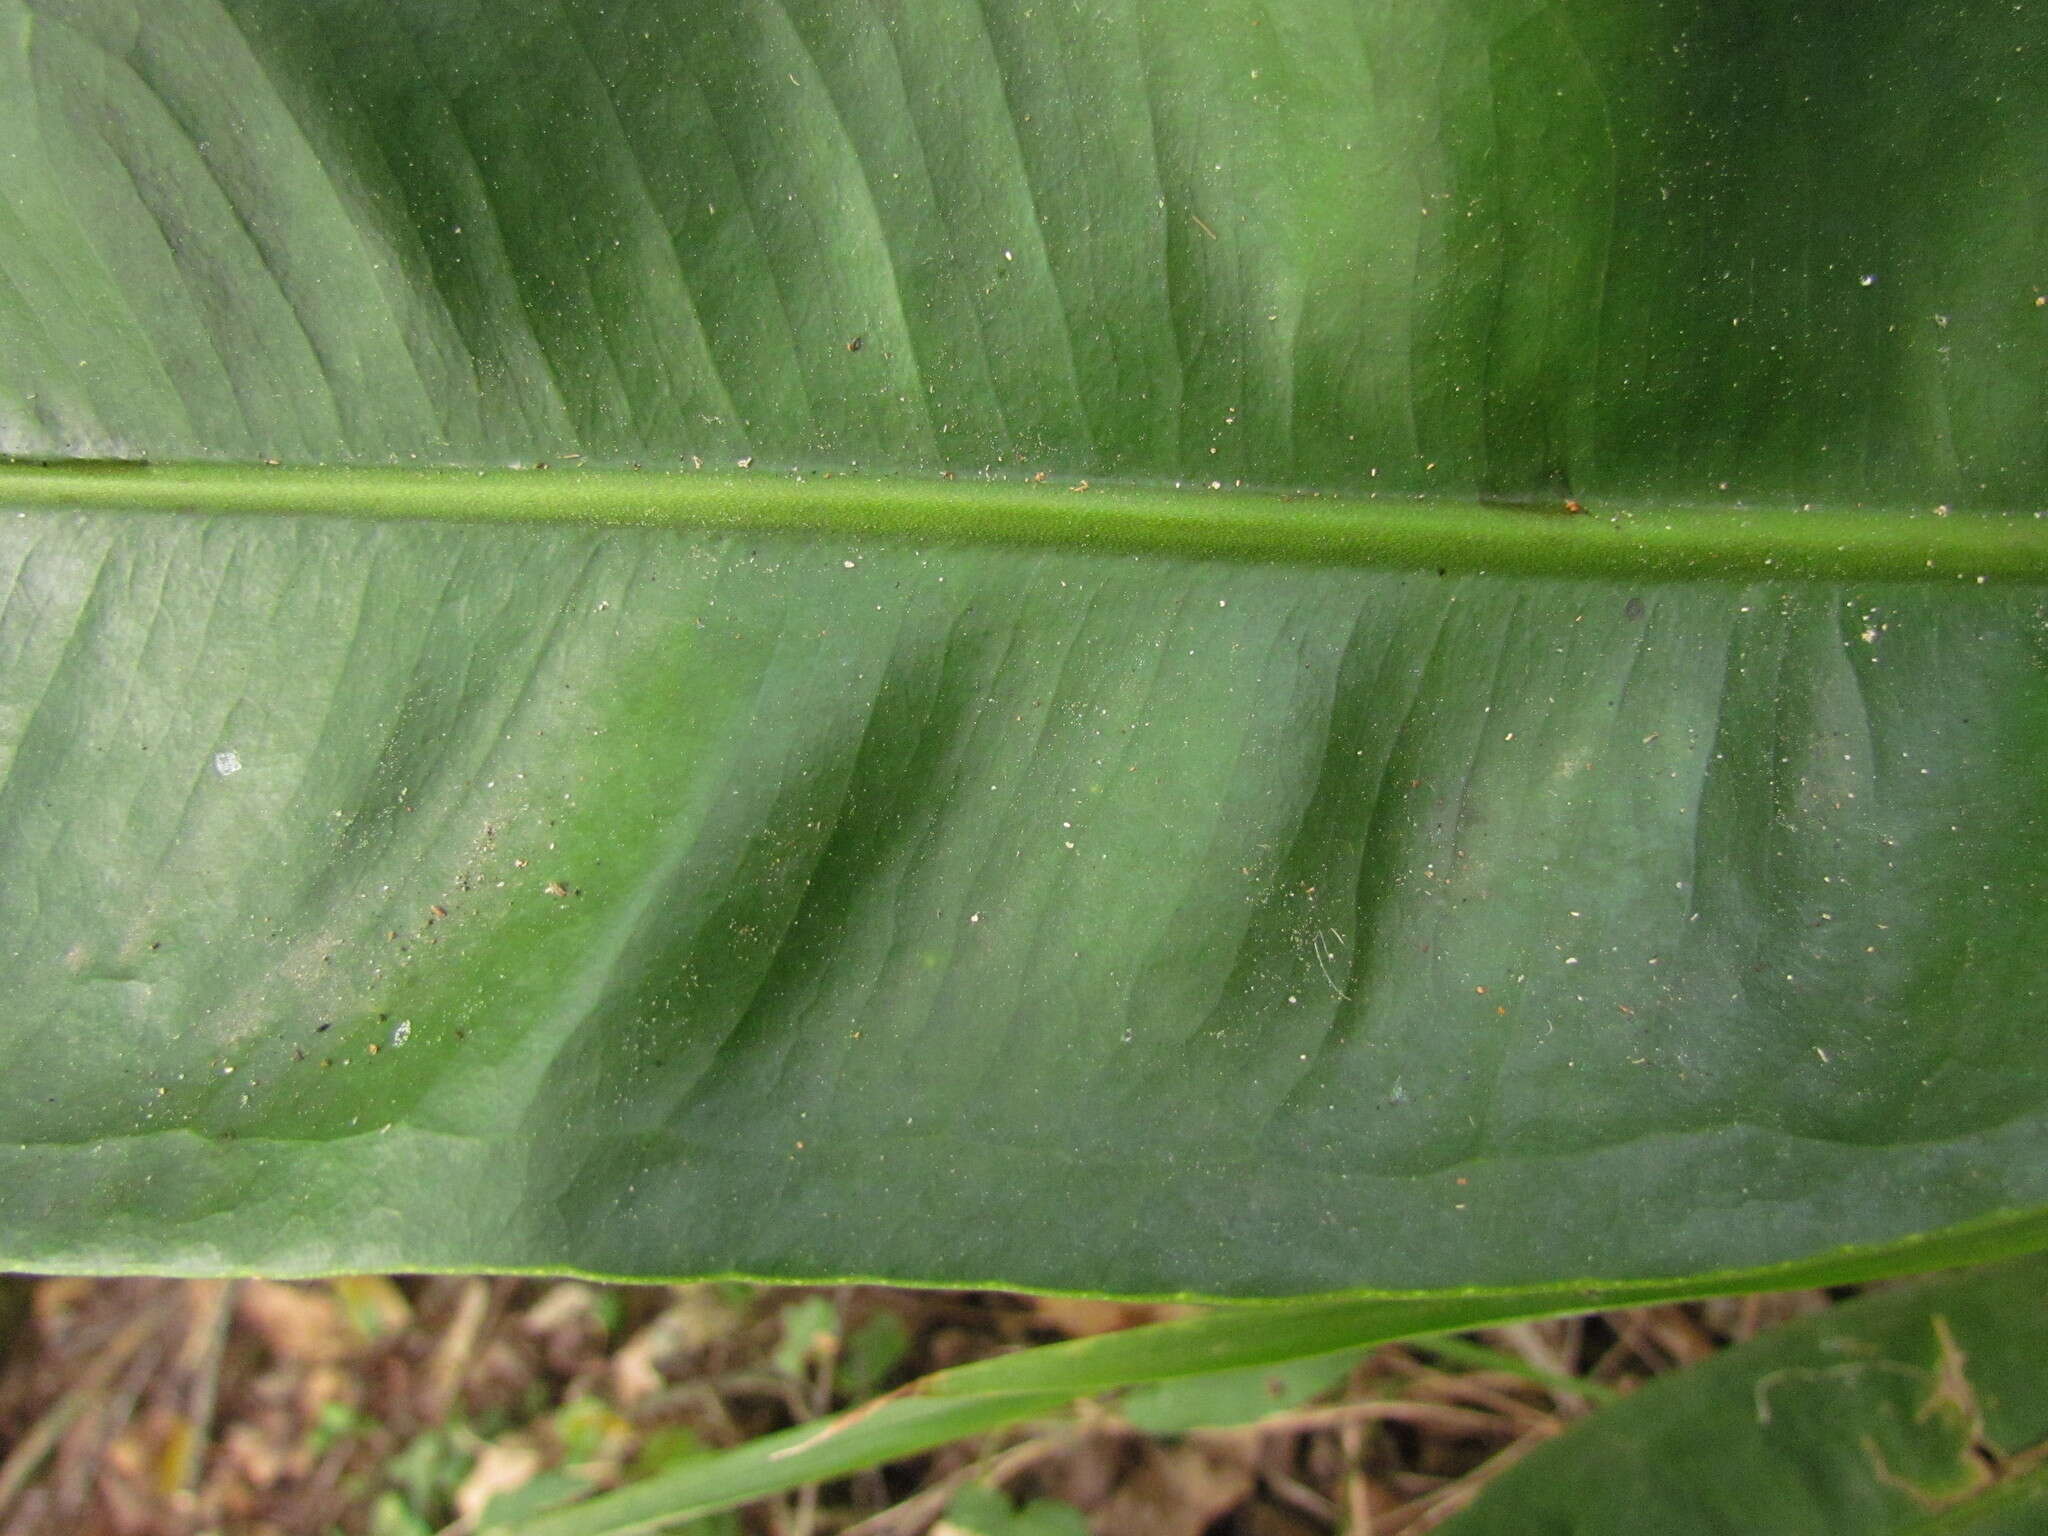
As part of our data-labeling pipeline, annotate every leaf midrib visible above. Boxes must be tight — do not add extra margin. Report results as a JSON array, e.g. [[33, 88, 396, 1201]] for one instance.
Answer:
[[3, 463, 2042, 583]]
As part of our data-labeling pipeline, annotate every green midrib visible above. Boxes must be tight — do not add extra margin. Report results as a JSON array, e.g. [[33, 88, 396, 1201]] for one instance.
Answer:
[[3, 462, 2044, 582]]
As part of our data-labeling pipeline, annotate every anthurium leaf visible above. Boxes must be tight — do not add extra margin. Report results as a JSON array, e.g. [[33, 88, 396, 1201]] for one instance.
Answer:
[[2, 0, 2046, 1298], [1436, 1254, 2048, 1535]]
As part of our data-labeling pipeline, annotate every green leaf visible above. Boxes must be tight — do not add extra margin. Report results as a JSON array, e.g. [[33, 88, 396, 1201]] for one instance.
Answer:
[[624, 1426, 714, 1483], [773, 1296, 842, 1381], [369, 1491, 439, 1536], [502, 1230, 2048, 1536], [495, 1391, 1075, 1536], [482, 1472, 593, 1531], [1435, 1254, 2048, 1535], [1116, 1347, 1366, 1435], [938, 1486, 1091, 1536], [840, 1310, 912, 1402], [911, 1210, 2048, 1400], [3, 0, 2047, 1301], [384, 1429, 475, 1529]]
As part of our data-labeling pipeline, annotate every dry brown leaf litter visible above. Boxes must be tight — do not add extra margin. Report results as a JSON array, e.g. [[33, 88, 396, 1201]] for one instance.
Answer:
[[0, 1277, 1836, 1536]]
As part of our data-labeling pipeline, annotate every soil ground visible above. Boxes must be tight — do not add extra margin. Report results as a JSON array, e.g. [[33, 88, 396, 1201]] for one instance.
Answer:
[[0, 1275, 1836, 1536]]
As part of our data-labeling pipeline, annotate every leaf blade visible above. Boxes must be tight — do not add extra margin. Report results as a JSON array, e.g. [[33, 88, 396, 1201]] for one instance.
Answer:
[[1434, 1255, 2048, 1535], [2, 0, 2047, 1296]]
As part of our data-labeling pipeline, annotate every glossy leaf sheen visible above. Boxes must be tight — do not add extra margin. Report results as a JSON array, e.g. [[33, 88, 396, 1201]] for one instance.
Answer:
[[2, 0, 2046, 1295]]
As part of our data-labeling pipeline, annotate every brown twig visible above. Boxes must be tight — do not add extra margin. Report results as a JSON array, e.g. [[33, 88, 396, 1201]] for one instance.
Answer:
[[422, 1279, 491, 1420], [1374, 1432, 1547, 1534], [1230, 1400, 1524, 1441], [0, 1293, 179, 1524], [170, 1279, 237, 1496], [1340, 1417, 1376, 1536], [1260, 1458, 1340, 1527], [1483, 1324, 1586, 1417], [1638, 1306, 1719, 1368], [837, 1430, 1072, 1536], [1381, 1361, 1561, 1436]]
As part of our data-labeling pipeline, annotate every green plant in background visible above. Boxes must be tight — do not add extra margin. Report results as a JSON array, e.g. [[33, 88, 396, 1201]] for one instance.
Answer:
[[2, 0, 2044, 1529]]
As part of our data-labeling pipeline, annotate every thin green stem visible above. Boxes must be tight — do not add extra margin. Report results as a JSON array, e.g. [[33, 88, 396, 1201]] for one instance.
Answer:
[[3, 461, 2043, 583]]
